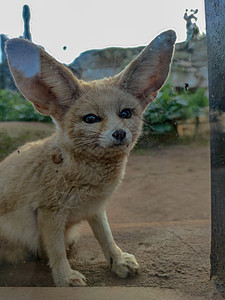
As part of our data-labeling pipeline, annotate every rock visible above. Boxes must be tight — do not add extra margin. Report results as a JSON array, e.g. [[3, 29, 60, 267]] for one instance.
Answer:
[[0, 35, 208, 91], [171, 36, 208, 89], [68, 46, 144, 81], [68, 36, 208, 90], [0, 34, 8, 63], [0, 35, 15, 90]]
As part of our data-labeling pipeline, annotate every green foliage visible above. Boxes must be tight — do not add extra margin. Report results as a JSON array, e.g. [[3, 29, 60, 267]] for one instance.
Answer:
[[143, 85, 208, 139], [184, 88, 209, 117], [0, 89, 51, 122]]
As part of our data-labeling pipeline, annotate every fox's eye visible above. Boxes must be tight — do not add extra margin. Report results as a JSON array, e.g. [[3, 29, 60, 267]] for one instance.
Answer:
[[119, 109, 132, 119], [83, 114, 102, 124]]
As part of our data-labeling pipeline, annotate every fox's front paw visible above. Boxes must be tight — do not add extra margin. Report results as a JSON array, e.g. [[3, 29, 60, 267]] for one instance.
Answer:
[[55, 270, 86, 286], [67, 270, 86, 286], [111, 252, 139, 278]]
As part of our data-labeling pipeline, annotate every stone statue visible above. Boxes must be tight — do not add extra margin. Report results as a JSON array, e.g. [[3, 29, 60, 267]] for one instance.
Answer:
[[184, 9, 199, 43], [22, 5, 32, 41]]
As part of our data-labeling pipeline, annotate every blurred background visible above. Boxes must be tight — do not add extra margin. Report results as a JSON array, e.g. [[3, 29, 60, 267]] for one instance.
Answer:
[[0, 2, 212, 294]]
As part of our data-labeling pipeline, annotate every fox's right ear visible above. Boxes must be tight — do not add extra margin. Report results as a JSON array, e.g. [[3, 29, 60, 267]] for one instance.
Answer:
[[115, 30, 176, 110], [6, 39, 82, 122]]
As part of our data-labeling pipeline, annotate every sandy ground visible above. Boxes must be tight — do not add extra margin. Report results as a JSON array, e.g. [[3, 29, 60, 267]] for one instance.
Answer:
[[0, 139, 216, 298]]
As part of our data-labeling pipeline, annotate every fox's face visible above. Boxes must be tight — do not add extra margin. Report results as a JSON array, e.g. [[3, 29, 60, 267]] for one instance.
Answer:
[[64, 85, 143, 154], [6, 31, 176, 156]]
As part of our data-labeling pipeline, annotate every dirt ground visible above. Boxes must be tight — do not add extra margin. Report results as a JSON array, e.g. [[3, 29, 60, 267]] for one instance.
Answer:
[[0, 122, 216, 298]]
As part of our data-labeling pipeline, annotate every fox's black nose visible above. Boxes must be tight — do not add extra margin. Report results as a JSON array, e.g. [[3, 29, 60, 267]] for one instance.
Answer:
[[112, 129, 126, 141]]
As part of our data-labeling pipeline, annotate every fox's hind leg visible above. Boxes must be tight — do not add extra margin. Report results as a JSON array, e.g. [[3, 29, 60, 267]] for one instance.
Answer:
[[65, 224, 81, 259]]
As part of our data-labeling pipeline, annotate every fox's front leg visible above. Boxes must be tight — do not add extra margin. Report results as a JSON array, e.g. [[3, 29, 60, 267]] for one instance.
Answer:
[[39, 208, 86, 286], [87, 209, 139, 278]]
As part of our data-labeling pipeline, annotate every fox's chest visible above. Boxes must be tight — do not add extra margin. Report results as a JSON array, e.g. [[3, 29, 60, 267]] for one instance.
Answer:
[[65, 173, 122, 224], [47, 156, 127, 222]]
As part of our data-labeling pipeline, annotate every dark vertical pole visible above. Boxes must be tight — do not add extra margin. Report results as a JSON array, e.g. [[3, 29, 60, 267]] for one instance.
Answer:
[[22, 5, 32, 41], [205, 0, 225, 290]]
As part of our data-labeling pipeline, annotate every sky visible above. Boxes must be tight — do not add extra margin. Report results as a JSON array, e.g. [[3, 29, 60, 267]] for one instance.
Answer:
[[0, 0, 206, 64]]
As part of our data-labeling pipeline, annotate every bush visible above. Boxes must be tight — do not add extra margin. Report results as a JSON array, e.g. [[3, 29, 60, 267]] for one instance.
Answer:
[[142, 84, 208, 140], [0, 89, 51, 122]]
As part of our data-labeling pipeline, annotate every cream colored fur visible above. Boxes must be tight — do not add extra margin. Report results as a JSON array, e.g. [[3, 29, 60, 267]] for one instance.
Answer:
[[0, 30, 176, 286]]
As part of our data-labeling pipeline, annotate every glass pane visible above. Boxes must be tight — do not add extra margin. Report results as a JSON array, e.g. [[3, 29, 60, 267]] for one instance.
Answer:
[[0, 1, 212, 297]]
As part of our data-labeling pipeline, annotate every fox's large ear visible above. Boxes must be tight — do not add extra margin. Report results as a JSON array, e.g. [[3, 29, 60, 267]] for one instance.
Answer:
[[6, 39, 82, 122], [116, 30, 176, 109]]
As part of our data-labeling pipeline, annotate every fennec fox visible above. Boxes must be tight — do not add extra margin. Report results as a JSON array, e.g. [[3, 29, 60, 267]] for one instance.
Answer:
[[0, 30, 176, 286]]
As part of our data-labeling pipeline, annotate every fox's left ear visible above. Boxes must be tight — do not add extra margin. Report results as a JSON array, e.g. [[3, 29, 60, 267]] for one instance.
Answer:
[[5, 38, 82, 123], [116, 30, 176, 109]]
